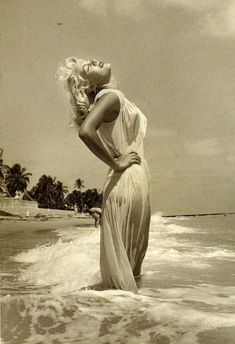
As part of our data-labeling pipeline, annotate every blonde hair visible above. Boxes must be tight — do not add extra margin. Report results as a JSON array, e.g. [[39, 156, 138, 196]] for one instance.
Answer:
[[56, 57, 94, 127]]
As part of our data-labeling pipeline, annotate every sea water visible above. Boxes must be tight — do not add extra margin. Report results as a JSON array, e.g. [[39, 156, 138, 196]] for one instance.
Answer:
[[1, 214, 235, 344]]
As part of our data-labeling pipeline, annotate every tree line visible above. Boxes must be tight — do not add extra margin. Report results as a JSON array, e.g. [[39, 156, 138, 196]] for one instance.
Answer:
[[0, 149, 102, 211]]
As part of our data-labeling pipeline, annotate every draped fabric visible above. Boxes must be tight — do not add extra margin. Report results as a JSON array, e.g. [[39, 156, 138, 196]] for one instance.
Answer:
[[95, 89, 151, 293]]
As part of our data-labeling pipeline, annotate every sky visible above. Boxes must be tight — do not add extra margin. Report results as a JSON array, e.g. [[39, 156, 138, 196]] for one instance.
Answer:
[[1, 0, 235, 215]]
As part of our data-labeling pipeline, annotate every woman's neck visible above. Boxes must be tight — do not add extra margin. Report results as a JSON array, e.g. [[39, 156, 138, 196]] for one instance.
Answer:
[[99, 77, 118, 91]]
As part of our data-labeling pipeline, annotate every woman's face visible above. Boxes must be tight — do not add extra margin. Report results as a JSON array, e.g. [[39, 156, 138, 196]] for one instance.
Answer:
[[80, 59, 111, 85]]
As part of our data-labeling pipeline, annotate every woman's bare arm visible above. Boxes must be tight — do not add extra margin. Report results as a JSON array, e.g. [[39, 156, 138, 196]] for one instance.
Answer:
[[79, 92, 120, 169], [79, 92, 141, 171]]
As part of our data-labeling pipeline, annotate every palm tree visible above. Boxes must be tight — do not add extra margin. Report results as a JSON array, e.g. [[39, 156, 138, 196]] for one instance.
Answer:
[[0, 148, 4, 180], [65, 190, 81, 210], [74, 178, 85, 191], [54, 180, 68, 209], [29, 175, 55, 208], [0, 148, 10, 196], [83, 188, 103, 210], [29, 175, 68, 209], [5, 163, 31, 197], [74, 178, 85, 211]]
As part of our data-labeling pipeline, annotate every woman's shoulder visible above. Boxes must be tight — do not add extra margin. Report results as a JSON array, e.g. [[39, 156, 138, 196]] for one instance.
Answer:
[[95, 88, 123, 100], [93, 89, 121, 123], [95, 89, 121, 107]]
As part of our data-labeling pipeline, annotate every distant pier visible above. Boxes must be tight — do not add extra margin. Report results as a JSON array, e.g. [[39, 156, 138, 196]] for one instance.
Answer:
[[163, 212, 235, 218]]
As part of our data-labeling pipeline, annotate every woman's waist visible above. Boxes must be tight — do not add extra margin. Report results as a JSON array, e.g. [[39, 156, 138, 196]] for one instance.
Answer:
[[108, 158, 150, 179], [122, 144, 144, 156], [104, 162, 150, 195]]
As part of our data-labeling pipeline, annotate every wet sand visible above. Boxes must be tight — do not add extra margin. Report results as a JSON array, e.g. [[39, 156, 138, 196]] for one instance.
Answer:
[[0, 215, 94, 231]]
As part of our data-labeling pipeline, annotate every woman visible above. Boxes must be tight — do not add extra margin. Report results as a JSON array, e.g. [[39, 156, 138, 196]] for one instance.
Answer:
[[57, 57, 151, 293]]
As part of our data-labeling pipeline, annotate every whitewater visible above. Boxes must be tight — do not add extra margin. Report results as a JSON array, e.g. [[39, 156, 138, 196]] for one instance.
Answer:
[[1, 214, 235, 343]]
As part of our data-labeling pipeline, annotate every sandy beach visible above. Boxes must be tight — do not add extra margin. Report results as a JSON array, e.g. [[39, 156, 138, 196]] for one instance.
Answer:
[[0, 214, 94, 232]]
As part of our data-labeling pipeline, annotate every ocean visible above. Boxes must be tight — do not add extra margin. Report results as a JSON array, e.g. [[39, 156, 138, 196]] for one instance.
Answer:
[[1, 214, 235, 344]]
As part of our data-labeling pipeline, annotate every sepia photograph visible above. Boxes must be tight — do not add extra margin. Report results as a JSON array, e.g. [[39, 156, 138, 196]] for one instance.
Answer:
[[1, 0, 235, 343]]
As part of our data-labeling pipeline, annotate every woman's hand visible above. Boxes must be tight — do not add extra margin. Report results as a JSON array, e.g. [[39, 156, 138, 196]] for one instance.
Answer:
[[114, 152, 141, 172]]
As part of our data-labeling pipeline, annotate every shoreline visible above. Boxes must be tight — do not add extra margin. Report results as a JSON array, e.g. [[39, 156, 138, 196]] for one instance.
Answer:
[[0, 214, 94, 231], [1, 211, 235, 232]]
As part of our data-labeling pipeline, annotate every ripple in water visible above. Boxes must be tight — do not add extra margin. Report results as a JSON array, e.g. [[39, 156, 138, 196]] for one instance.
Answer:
[[1, 214, 235, 343]]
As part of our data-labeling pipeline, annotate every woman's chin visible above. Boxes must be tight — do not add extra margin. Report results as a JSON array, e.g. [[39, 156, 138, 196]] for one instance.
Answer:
[[101, 73, 111, 85], [106, 63, 111, 69]]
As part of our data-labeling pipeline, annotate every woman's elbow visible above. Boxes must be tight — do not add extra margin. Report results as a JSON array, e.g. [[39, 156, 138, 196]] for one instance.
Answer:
[[78, 126, 93, 140]]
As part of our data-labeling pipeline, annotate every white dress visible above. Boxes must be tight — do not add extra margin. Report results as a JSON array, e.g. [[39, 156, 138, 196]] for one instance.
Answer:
[[95, 89, 151, 293]]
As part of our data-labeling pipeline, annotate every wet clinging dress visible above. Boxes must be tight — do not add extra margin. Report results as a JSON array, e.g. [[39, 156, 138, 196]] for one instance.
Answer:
[[96, 89, 151, 293]]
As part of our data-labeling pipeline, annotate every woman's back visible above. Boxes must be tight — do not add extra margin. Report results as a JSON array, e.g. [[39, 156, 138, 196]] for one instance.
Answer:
[[95, 89, 147, 159]]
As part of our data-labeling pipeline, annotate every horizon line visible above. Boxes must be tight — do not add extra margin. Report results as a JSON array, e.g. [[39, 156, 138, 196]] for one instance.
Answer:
[[162, 212, 235, 217]]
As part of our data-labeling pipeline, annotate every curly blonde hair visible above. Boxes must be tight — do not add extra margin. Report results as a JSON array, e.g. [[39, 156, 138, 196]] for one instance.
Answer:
[[56, 57, 94, 127]]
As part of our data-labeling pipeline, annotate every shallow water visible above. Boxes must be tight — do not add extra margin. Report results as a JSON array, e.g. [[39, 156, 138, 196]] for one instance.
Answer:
[[1, 214, 235, 344]]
